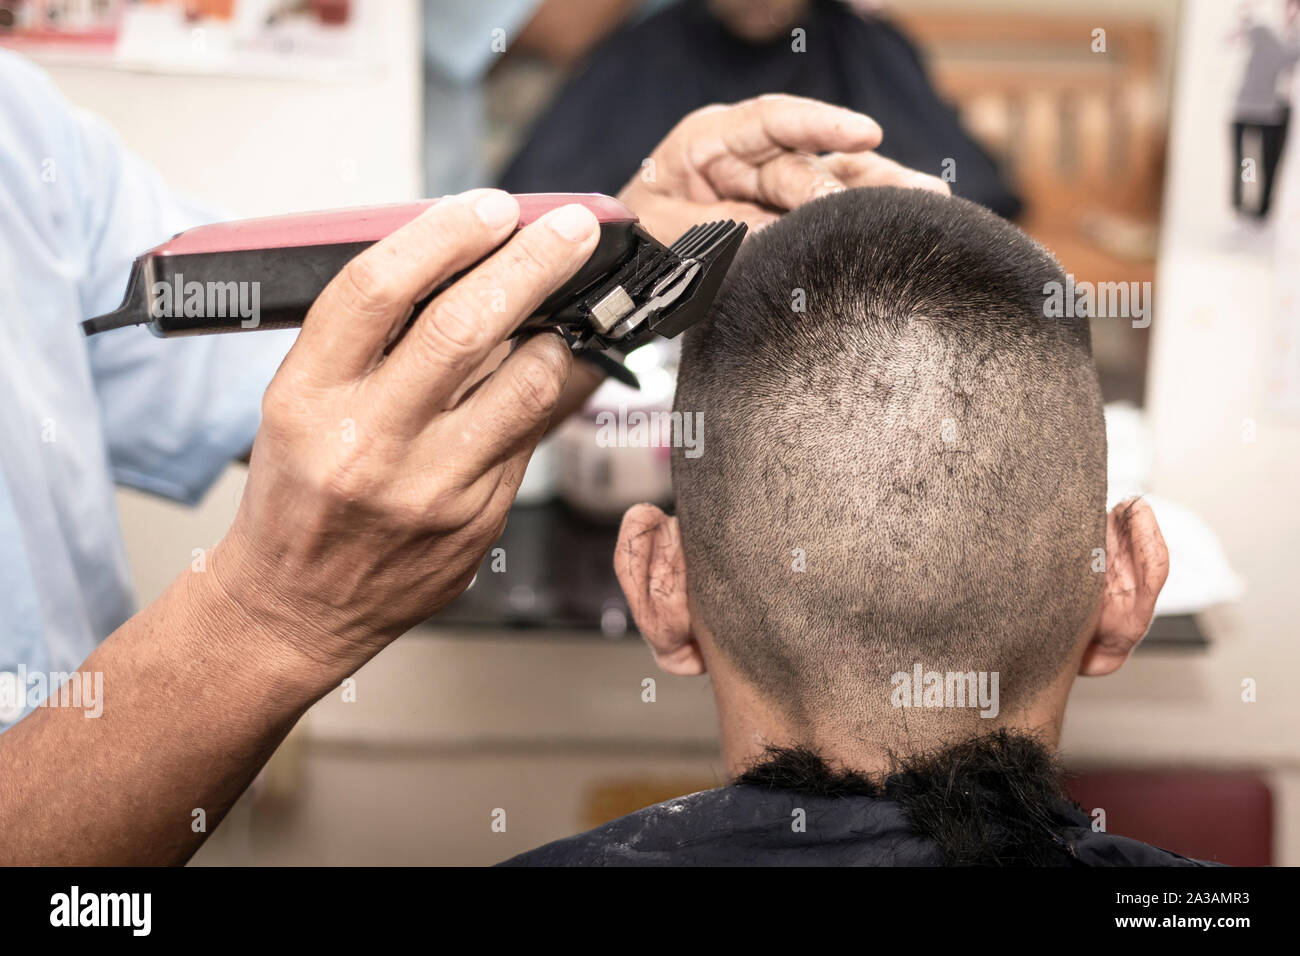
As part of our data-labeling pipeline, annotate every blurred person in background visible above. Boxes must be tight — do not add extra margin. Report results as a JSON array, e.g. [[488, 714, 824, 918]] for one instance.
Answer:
[[1228, 0, 1300, 219], [499, 0, 1021, 218]]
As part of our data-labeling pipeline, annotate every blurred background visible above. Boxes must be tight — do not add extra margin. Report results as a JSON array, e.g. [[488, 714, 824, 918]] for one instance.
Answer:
[[4, 0, 1297, 865]]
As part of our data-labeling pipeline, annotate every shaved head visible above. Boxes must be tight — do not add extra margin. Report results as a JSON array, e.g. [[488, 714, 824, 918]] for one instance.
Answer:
[[671, 187, 1107, 731]]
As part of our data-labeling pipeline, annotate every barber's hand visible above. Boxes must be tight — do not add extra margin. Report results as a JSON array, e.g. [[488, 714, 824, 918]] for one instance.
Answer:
[[618, 93, 950, 241], [209, 189, 600, 673]]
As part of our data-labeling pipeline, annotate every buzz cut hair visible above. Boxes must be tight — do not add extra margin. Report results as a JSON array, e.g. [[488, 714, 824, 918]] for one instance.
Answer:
[[670, 187, 1107, 729]]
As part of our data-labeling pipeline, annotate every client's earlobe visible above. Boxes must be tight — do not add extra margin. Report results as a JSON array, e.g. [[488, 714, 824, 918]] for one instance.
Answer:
[[614, 503, 706, 676], [1078, 497, 1170, 677]]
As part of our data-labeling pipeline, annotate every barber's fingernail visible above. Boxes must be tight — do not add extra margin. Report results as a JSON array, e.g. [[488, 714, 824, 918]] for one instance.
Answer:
[[545, 203, 598, 241], [474, 191, 519, 229]]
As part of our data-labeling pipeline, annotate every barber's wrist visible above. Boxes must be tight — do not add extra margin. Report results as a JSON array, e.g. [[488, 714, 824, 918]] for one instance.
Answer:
[[179, 539, 355, 706]]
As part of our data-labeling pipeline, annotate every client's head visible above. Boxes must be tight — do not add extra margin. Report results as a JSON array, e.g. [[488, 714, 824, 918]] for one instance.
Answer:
[[614, 187, 1168, 773]]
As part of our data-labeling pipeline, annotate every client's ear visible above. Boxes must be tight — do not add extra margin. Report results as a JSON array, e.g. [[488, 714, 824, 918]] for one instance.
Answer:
[[1079, 498, 1170, 677], [614, 503, 705, 676]]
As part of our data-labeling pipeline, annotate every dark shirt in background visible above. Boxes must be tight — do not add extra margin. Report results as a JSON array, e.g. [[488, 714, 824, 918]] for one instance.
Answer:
[[498, 0, 1022, 219]]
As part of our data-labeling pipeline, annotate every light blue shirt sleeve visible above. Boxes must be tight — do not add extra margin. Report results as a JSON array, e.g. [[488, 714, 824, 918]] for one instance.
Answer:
[[0, 50, 302, 713], [423, 0, 541, 85], [421, 0, 542, 194], [63, 76, 297, 504]]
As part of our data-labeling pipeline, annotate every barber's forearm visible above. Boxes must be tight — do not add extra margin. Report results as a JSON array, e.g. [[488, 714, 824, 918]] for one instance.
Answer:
[[0, 563, 335, 865]]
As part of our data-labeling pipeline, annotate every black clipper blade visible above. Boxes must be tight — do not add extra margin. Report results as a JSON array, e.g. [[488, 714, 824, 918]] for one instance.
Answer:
[[557, 218, 746, 356]]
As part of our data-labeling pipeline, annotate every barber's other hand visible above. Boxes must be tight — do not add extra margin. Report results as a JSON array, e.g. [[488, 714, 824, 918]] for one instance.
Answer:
[[209, 189, 600, 674], [618, 93, 950, 241]]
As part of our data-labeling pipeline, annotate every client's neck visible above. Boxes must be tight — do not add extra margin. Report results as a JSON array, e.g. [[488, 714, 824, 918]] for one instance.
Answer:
[[705, 647, 1093, 866], [708, 652, 1072, 779]]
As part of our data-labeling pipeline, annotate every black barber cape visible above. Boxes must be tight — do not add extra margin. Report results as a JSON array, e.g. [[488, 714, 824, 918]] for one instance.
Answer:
[[500, 736, 1223, 867], [500, 785, 1219, 866], [498, 0, 1022, 219]]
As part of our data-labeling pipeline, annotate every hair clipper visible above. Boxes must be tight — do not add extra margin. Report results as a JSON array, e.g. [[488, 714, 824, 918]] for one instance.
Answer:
[[81, 193, 746, 388]]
